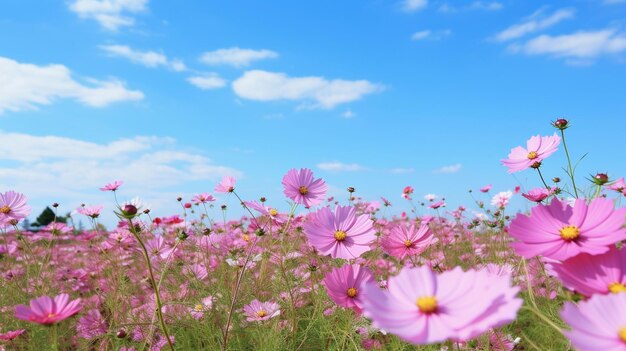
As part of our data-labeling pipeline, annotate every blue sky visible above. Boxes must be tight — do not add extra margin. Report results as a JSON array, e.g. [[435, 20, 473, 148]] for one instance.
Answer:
[[1, 0, 626, 226]]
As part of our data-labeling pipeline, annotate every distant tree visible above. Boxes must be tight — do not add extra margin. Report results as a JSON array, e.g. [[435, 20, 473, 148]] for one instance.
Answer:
[[33, 207, 67, 227]]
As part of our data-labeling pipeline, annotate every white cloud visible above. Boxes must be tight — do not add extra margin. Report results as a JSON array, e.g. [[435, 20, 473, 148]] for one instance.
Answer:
[[0, 130, 242, 198], [509, 29, 626, 60], [232, 70, 383, 109], [469, 1, 503, 11], [433, 163, 462, 174], [100, 44, 186, 71], [187, 73, 227, 90], [401, 0, 428, 12], [341, 109, 356, 118], [0, 56, 143, 114], [317, 162, 366, 172], [68, 0, 148, 31], [494, 8, 575, 42], [412, 30, 432, 40], [199, 47, 278, 68]]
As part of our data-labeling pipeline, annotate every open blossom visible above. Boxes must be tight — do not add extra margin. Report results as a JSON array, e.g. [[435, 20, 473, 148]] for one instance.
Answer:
[[323, 264, 375, 314], [282, 168, 327, 207], [362, 266, 522, 345], [99, 180, 123, 191], [77, 205, 103, 219], [381, 222, 435, 260], [77, 309, 108, 339], [561, 293, 626, 351], [190, 297, 213, 320], [509, 197, 626, 261], [607, 178, 626, 194], [243, 300, 280, 322], [215, 176, 236, 193], [424, 194, 437, 202], [303, 205, 376, 259], [501, 133, 560, 173], [192, 193, 215, 204], [402, 186, 414, 200], [15, 293, 82, 325], [0, 191, 30, 225], [491, 191, 513, 208], [547, 246, 626, 297], [522, 187, 555, 202], [244, 201, 287, 225], [429, 200, 445, 209], [0, 329, 25, 341]]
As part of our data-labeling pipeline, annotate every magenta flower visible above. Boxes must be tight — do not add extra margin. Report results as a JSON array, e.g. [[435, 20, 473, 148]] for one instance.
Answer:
[[479, 184, 492, 193], [99, 180, 123, 191], [607, 178, 626, 194], [0, 191, 30, 225], [561, 293, 626, 351], [381, 222, 435, 260], [521, 187, 555, 202], [508, 197, 626, 260], [192, 193, 216, 204], [303, 205, 376, 259], [215, 176, 236, 193], [362, 266, 521, 344], [547, 246, 626, 297], [282, 168, 327, 207], [77, 205, 103, 219], [243, 299, 280, 322], [501, 133, 560, 173], [15, 293, 82, 325], [323, 264, 375, 314], [0, 329, 25, 341], [77, 309, 108, 339]]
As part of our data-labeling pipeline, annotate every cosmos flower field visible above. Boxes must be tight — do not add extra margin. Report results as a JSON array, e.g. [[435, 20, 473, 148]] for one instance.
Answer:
[[1, 119, 626, 351]]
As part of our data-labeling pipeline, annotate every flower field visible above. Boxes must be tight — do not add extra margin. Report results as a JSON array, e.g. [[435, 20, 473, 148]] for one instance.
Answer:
[[1, 119, 626, 350]]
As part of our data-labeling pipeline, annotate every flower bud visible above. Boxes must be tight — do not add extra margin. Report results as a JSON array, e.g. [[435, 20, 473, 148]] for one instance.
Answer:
[[592, 173, 609, 185], [552, 118, 569, 130], [116, 329, 127, 338], [123, 204, 138, 216]]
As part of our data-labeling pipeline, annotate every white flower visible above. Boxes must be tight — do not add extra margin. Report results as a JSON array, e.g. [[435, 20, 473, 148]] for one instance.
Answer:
[[424, 194, 437, 201], [490, 191, 513, 208]]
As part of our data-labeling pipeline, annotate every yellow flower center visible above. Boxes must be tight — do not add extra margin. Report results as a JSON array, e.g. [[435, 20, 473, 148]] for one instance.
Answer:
[[416, 296, 437, 314], [0, 205, 11, 214], [559, 225, 580, 241], [334, 230, 347, 241], [47, 313, 56, 318], [609, 282, 626, 294], [194, 304, 204, 312], [347, 287, 358, 298], [242, 234, 250, 242], [403, 240, 413, 248], [256, 310, 267, 318], [299, 186, 309, 195], [269, 208, 278, 216], [527, 151, 538, 160], [620, 327, 626, 343]]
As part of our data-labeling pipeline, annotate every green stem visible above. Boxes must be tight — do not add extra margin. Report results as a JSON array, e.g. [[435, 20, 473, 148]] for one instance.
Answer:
[[536, 168, 550, 191], [128, 219, 175, 351], [52, 324, 59, 351], [560, 129, 579, 198]]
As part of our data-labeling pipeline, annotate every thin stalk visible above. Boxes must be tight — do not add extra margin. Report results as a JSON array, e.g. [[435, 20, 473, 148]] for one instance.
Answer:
[[560, 129, 579, 198], [127, 219, 174, 351], [536, 168, 550, 191]]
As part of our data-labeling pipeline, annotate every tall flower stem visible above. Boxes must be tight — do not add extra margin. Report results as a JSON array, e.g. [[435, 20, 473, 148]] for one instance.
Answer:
[[536, 168, 550, 190], [127, 219, 174, 351], [560, 129, 579, 198]]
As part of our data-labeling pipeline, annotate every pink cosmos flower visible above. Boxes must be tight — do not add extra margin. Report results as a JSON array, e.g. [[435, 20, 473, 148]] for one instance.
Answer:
[[501, 133, 561, 173], [547, 246, 626, 297], [15, 293, 82, 325], [561, 293, 626, 351], [381, 222, 435, 260], [215, 176, 236, 193], [509, 197, 626, 260], [362, 266, 521, 344], [77, 309, 108, 339], [522, 187, 555, 202], [402, 186, 414, 200], [491, 191, 513, 208], [323, 264, 375, 314], [190, 296, 213, 320], [480, 184, 492, 193], [303, 205, 376, 259], [99, 180, 123, 191], [0, 329, 25, 341], [429, 200, 445, 209], [282, 168, 327, 207], [192, 193, 215, 204], [607, 178, 626, 194], [244, 201, 287, 225], [77, 205, 103, 219], [243, 300, 280, 322], [0, 191, 30, 225]]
